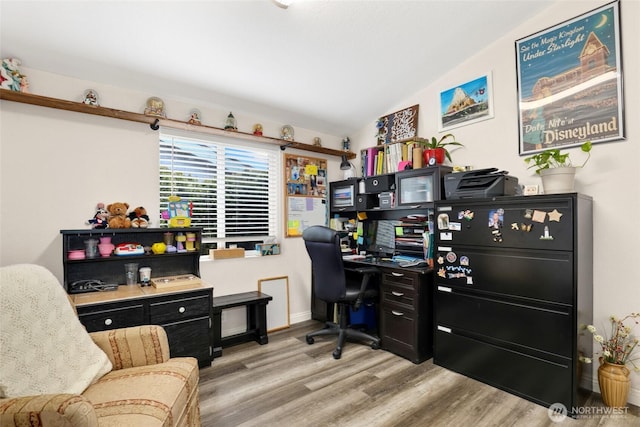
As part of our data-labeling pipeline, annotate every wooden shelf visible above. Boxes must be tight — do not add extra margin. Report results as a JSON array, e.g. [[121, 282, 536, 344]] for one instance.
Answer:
[[0, 89, 356, 159]]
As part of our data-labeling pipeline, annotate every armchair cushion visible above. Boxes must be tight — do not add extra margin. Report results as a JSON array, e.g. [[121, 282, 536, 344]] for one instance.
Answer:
[[0, 264, 112, 398], [90, 325, 171, 370]]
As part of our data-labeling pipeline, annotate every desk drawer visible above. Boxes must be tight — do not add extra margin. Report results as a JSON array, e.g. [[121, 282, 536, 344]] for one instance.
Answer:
[[150, 295, 210, 324], [382, 270, 420, 287], [79, 304, 145, 332], [381, 282, 416, 309], [380, 303, 417, 357]]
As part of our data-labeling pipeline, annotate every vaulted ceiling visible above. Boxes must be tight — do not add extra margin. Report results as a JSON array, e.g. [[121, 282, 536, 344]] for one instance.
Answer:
[[1, 0, 554, 136]]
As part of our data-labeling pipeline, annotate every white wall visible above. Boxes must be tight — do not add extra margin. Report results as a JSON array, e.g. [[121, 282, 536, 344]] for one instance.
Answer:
[[350, 0, 640, 405], [0, 68, 344, 335]]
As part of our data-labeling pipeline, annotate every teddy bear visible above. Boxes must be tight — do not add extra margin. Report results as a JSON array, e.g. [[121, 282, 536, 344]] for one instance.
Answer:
[[107, 202, 131, 228], [128, 206, 150, 228], [87, 202, 108, 229]]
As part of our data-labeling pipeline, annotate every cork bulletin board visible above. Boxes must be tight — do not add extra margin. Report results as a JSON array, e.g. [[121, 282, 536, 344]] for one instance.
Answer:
[[284, 153, 328, 237]]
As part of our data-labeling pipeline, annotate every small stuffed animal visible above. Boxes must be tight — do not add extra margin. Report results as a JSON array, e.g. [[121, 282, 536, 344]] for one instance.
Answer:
[[87, 202, 109, 229], [107, 202, 131, 228], [128, 206, 150, 228]]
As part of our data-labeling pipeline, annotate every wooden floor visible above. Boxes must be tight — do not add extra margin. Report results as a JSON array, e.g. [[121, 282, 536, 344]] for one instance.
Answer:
[[199, 320, 639, 427]]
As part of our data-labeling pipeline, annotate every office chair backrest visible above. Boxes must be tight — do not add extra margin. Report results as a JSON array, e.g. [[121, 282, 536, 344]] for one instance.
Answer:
[[302, 226, 347, 303]]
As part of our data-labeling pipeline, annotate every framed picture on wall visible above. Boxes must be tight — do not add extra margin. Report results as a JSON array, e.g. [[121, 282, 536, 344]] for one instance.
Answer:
[[516, 0, 624, 155], [438, 73, 494, 131], [376, 104, 419, 145]]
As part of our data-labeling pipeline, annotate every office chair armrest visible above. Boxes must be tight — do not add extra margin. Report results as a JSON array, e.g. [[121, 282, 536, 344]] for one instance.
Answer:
[[347, 266, 379, 310]]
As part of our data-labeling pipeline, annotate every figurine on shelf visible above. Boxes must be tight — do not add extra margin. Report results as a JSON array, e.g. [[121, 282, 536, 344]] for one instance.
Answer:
[[188, 109, 201, 125], [342, 136, 351, 151], [144, 97, 166, 118], [224, 112, 237, 131], [82, 89, 99, 106], [87, 202, 109, 229], [253, 123, 263, 136], [1, 58, 29, 93], [313, 137, 322, 147], [281, 125, 294, 141]]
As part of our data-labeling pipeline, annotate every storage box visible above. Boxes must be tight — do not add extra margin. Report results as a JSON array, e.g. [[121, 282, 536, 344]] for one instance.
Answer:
[[356, 194, 376, 210], [364, 174, 395, 194], [378, 191, 394, 209], [350, 301, 377, 331], [211, 248, 245, 259], [255, 243, 280, 256]]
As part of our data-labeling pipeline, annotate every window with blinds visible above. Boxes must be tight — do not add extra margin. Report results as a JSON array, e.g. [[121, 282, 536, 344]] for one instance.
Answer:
[[159, 130, 279, 252]]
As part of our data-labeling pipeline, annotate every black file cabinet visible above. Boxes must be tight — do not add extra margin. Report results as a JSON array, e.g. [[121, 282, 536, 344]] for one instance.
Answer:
[[433, 194, 592, 413]]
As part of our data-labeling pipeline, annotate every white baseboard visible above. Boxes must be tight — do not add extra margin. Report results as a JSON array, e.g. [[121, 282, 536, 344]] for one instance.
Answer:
[[290, 310, 311, 324]]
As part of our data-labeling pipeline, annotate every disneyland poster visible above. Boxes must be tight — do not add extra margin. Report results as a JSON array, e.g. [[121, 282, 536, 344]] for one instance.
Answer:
[[516, 1, 624, 155]]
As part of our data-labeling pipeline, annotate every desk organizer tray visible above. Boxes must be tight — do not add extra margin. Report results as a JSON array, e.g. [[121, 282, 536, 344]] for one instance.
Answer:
[[151, 274, 202, 289]]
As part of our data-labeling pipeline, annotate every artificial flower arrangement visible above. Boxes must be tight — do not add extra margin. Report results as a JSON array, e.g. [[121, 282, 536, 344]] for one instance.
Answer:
[[586, 313, 640, 370]]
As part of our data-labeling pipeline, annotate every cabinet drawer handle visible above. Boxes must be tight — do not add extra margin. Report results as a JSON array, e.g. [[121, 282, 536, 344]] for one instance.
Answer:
[[104, 318, 112, 326], [391, 310, 404, 316], [391, 272, 404, 277], [391, 291, 404, 297], [178, 306, 186, 313]]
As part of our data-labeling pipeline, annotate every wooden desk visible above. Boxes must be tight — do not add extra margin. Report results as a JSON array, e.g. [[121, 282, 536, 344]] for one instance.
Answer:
[[212, 291, 273, 357], [343, 260, 434, 364]]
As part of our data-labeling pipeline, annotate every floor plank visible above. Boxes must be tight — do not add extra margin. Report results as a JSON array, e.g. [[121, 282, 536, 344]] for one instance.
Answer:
[[199, 320, 639, 426]]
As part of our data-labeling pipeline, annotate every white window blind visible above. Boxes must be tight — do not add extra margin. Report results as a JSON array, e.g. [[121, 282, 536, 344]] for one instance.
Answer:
[[159, 130, 279, 246]]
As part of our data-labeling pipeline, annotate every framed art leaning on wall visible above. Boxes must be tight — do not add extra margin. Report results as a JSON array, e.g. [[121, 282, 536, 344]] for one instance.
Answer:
[[515, 0, 624, 155]]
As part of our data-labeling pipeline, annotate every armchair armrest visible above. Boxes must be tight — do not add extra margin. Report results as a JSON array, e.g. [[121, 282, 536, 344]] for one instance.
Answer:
[[90, 325, 170, 370], [0, 394, 98, 426]]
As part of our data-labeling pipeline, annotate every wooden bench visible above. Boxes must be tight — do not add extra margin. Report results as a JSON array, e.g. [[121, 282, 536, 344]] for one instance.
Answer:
[[212, 291, 273, 358]]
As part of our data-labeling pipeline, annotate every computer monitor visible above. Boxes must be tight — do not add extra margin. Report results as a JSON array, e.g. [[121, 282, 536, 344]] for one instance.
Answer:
[[365, 220, 396, 257]]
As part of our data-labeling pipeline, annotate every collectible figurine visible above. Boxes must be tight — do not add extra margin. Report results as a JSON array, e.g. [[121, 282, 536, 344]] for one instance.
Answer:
[[253, 123, 263, 136], [144, 97, 166, 117], [188, 109, 202, 125], [83, 89, 99, 106], [1, 58, 28, 92], [224, 112, 237, 131]]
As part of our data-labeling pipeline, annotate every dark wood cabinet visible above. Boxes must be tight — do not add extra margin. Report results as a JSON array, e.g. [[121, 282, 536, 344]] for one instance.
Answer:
[[433, 193, 592, 413], [74, 286, 213, 368], [62, 227, 213, 367], [379, 267, 433, 364]]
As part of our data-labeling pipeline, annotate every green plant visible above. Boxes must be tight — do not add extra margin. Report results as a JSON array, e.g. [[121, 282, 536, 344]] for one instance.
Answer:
[[524, 141, 592, 175], [587, 313, 640, 371], [420, 133, 464, 162]]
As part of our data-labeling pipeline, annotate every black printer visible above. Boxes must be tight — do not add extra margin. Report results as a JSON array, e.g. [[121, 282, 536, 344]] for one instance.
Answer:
[[444, 168, 520, 199]]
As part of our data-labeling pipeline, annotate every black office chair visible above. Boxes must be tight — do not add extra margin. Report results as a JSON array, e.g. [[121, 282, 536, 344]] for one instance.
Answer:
[[302, 225, 381, 359]]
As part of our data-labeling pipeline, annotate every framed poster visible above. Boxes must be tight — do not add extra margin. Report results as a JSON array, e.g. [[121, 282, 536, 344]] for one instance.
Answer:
[[438, 73, 494, 131], [376, 104, 419, 145], [516, 0, 624, 155], [284, 153, 327, 237]]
